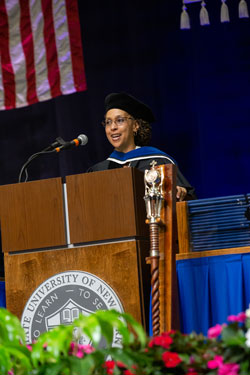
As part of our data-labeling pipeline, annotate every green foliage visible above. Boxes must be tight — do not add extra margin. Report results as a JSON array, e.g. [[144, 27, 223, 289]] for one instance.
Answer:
[[1, 307, 250, 374], [0, 309, 32, 375], [0, 308, 147, 375], [31, 324, 74, 366]]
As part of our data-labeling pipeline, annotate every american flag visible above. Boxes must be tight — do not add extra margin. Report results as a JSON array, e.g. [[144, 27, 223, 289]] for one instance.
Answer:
[[0, 0, 86, 110]]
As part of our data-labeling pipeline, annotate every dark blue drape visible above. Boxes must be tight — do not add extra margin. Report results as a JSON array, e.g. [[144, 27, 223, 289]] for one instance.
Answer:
[[0, 282, 6, 308], [177, 253, 250, 335], [0, 1, 249, 198]]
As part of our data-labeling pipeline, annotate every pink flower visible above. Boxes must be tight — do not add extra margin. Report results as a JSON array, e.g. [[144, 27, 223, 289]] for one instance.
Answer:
[[207, 324, 226, 339], [236, 312, 246, 322], [76, 350, 84, 358], [228, 312, 246, 323], [69, 342, 94, 358], [26, 345, 32, 351], [207, 356, 239, 375], [202, 353, 210, 360], [189, 355, 195, 364], [218, 363, 240, 375], [207, 355, 224, 369], [78, 344, 94, 354]]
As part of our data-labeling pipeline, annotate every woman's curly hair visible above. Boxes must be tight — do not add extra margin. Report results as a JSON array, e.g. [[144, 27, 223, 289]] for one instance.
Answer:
[[134, 119, 152, 146]]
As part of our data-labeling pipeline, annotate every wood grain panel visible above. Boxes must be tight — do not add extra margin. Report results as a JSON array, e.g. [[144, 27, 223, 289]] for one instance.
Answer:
[[0, 178, 66, 252], [66, 168, 148, 243], [132, 170, 149, 238], [176, 202, 190, 254], [158, 164, 179, 332], [176, 246, 250, 260], [4, 240, 150, 329]]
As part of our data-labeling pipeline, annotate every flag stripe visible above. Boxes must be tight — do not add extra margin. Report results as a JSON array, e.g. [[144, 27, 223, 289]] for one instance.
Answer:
[[41, 0, 62, 98], [19, 0, 38, 105], [0, 0, 86, 111], [65, 0, 86, 91], [52, 0, 75, 94], [6, 0, 28, 108], [0, 0, 16, 109], [0, 55, 4, 106], [5, 0, 28, 106], [29, 0, 51, 102]]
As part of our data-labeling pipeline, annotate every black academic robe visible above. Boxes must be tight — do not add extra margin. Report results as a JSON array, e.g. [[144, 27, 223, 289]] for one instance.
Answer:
[[88, 149, 196, 200]]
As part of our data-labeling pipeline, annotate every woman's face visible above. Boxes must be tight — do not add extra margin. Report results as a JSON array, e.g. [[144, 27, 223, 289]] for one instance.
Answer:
[[104, 109, 139, 153]]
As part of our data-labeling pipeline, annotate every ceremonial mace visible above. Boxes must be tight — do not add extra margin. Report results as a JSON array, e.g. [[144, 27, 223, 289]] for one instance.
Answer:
[[144, 161, 164, 336]]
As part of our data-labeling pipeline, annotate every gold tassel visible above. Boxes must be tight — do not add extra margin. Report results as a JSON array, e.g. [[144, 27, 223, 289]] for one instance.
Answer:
[[239, 0, 249, 18], [180, 3, 191, 29], [221, 0, 230, 23], [200, 1, 210, 25]]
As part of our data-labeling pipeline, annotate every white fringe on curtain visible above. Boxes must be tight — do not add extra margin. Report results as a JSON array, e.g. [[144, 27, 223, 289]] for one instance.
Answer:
[[180, 0, 250, 29], [200, 1, 210, 25], [220, 0, 230, 22], [239, 0, 249, 18], [180, 3, 191, 29]]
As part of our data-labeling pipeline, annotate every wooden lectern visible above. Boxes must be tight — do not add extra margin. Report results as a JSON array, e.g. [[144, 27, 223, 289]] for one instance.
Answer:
[[0, 166, 178, 338]]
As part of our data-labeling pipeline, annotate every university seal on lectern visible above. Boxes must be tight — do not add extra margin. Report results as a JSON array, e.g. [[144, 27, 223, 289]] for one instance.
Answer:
[[21, 271, 124, 344]]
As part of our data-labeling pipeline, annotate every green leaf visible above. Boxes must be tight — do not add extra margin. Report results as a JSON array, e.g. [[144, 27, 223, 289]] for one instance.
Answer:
[[240, 359, 250, 375], [69, 354, 98, 375], [222, 325, 246, 346], [178, 353, 190, 363], [0, 308, 26, 344], [0, 347, 11, 373], [245, 319, 250, 330], [45, 362, 67, 375], [120, 312, 147, 347], [6, 345, 32, 371], [31, 324, 73, 366], [74, 310, 132, 348], [79, 314, 102, 346], [109, 347, 138, 368], [95, 315, 115, 344]]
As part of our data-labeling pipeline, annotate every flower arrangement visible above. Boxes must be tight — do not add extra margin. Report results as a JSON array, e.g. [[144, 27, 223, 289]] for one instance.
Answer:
[[1, 307, 250, 375]]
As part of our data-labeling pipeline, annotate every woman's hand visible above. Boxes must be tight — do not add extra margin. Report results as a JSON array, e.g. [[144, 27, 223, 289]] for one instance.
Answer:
[[176, 186, 187, 201]]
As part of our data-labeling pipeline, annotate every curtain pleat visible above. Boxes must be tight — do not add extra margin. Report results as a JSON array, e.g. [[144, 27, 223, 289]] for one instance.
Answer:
[[177, 254, 250, 334], [0, 282, 6, 308]]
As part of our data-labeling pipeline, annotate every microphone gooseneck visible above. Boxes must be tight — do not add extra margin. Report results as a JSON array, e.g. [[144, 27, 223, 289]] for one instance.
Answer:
[[18, 134, 88, 183]]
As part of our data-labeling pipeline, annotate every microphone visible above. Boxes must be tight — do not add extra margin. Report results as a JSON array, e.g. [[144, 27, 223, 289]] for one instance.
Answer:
[[18, 134, 88, 183], [54, 134, 88, 152]]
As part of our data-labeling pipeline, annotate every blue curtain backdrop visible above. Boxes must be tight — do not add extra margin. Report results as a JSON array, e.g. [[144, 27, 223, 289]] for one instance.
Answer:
[[0, 282, 6, 308], [177, 253, 250, 335]]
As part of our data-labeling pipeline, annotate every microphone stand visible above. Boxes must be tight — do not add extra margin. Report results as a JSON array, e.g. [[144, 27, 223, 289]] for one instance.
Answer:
[[18, 137, 66, 183]]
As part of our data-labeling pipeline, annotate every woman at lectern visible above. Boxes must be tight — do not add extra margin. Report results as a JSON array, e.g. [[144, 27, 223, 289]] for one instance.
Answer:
[[88, 92, 196, 201]]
